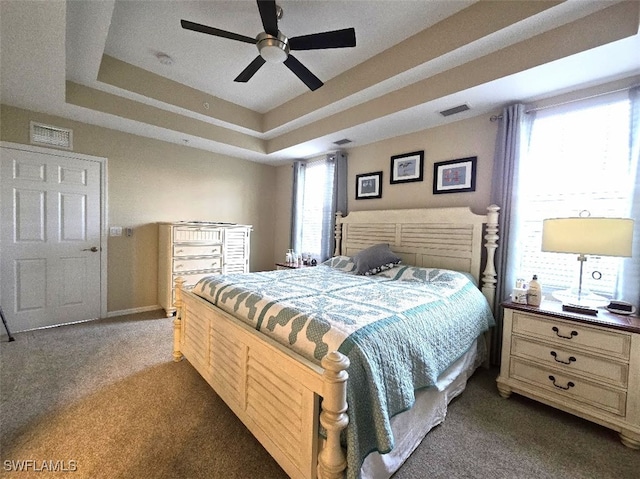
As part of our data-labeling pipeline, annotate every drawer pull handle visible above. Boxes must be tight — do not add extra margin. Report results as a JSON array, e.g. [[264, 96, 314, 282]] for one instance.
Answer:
[[176, 249, 184, 253], [175, 264, 183, 269], [548, 375, 575, 390], [552, 326, 578, 339], [550, 351, 576, 365]]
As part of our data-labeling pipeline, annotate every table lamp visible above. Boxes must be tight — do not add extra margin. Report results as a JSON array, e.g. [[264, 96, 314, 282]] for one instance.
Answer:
[[541, 216, 634, 313]]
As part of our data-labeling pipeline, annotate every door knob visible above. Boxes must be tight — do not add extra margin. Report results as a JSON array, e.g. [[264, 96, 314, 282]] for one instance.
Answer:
[[83, 246, 99, 252]]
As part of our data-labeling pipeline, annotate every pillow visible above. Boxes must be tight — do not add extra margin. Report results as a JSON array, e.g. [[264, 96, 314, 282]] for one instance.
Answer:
[[323, 255, 357, 272], [352, 243, 401, 275]]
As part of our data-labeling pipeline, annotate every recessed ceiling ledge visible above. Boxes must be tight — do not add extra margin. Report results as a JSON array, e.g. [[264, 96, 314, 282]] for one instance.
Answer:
[[65, 81, 266, 154]]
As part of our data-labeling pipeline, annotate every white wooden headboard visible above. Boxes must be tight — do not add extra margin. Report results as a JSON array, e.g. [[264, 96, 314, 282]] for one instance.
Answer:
[[334, 205, 500, 310]]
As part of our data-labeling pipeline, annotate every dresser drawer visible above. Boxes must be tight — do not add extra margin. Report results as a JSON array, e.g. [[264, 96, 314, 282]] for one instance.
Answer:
[[512, 313, 631, 360], [511, 336, 628, 388], [510, 358, 627, 416], [173, 244, 222, 257], [173, 227, 222, 243], [174, 257, 222, 272]]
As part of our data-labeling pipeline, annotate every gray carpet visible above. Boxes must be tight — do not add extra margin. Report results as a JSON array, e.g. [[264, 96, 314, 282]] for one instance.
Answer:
[[1, 312, 638, 478]]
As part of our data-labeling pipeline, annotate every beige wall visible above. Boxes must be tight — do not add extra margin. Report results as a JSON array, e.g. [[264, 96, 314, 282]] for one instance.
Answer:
[[273, 113, 501, 259], [273, 163, 294, 265], [0, 105, 277, 314]]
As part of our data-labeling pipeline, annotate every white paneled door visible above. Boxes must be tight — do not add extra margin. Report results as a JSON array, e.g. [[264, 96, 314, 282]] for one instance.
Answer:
[[0, 145, 103, 332]]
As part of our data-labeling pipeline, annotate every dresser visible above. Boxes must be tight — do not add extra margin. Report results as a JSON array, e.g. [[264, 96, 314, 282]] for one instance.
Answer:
[[158, 222, 251, 317], [497, 300, 640, 449]]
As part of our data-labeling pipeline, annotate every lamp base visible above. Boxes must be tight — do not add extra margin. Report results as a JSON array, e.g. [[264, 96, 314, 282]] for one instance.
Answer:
[[552, 288, 609, 308]]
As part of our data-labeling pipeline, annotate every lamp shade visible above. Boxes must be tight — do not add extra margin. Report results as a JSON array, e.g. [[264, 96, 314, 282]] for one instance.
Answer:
[[542, 217, 634, 257]]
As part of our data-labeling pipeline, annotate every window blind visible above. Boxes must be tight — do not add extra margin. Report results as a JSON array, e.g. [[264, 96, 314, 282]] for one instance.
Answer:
[[516, 92, 633, 297], [299, 157, 335, 259]]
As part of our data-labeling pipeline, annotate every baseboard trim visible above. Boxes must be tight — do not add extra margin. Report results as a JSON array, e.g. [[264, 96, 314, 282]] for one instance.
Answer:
[[107, 305, 162, 318]]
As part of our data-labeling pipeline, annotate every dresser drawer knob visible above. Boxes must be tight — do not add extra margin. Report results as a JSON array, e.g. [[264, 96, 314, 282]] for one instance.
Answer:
[[550, 351, 576, 365], [548, 375, 575, 390], [552, 326, 578, 339]]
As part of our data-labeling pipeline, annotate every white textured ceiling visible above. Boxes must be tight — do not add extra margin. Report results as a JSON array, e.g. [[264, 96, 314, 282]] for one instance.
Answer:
[[2, 0, 639, 165]]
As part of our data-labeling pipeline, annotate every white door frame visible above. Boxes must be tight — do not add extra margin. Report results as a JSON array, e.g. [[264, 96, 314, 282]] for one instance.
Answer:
[[0, 141, 108, 320]]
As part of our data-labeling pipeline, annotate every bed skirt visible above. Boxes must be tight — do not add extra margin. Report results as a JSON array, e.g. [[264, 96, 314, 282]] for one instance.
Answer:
[[361, 336, 483, 478]]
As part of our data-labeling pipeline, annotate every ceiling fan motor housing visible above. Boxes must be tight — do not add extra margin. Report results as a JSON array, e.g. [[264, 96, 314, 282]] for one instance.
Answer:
[[257, 31, 289, 63]]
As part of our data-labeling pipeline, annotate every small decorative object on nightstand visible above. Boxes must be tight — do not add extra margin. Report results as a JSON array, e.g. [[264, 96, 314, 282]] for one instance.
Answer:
[[497, 300, 640, 450]]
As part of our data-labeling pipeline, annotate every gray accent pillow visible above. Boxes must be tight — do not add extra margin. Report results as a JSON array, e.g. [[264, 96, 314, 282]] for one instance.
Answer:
[[352, 243, 401, 275]]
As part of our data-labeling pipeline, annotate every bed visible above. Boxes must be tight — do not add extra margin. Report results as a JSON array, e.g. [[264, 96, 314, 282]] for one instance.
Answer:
[[172, 205, 500, 479]]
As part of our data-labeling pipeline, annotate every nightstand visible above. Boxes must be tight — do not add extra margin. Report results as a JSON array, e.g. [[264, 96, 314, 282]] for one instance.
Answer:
[[497, 300, 640, 449]]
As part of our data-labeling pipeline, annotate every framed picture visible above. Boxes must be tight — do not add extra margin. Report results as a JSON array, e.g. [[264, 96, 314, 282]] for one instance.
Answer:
[[433, 156, 477, 194], [355, 171, 383, 199], [390, 150, 424, 184]]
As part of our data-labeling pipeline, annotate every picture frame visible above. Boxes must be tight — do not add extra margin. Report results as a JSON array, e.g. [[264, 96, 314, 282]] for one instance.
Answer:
[[390, 150, 424, 184], [433, 156, 477, 194], [355, 171, 383, 200]]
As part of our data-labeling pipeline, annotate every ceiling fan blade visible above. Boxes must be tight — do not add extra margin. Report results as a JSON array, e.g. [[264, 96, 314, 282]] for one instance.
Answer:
[[289, 28, 356, 51], [234, 56, 267, 83], [284, 55, 323, 91], [181, 19, 256, 44], [256, 0, 278, 37]]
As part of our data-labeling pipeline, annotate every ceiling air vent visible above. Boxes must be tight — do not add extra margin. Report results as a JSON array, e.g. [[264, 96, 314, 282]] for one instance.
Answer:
[[30, 122, 73, 149], [333, 138, 352, 146], [439, 104, 470, 117]]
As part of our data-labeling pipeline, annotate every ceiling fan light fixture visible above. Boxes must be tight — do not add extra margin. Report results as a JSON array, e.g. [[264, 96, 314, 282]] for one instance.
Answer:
[[257, 31, 289, 63]]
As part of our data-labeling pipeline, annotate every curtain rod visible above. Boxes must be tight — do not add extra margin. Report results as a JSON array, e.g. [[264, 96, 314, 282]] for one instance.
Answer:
[[489, 83, 639, 121]]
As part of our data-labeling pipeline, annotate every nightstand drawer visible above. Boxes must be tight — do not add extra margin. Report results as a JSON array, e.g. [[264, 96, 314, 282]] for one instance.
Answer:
[[510, 358, 627, 416], [174, 257, 223, 272], [512, 313, 631, 360], [173, 244, 222, 257], [511, 336, 628, 388]]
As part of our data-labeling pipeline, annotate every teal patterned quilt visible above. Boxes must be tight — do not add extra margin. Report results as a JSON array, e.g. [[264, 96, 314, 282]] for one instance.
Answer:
[[192, 257, 494, 479]]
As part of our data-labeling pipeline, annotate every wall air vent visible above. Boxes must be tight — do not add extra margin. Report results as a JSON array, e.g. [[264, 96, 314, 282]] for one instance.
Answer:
[[439, 104, 470, 117], [30, 122, 73, 149], [333, 138, 352, 146]]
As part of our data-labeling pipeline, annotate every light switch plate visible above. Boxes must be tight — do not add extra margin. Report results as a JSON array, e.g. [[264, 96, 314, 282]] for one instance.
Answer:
[[109, 226, 122, 237]]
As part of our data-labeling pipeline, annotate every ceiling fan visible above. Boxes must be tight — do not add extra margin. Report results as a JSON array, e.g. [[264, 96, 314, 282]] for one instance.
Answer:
[[181, 0, 356, 91]]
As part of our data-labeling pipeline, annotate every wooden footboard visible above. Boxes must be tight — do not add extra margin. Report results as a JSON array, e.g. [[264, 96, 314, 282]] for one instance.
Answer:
[[172, 278, 349, 479]]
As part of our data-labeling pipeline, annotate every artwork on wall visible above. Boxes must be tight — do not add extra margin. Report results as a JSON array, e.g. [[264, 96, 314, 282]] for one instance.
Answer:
[[433, 156, 477, 194], [355, 171, 383, 199], [390, 150, 424, 184]]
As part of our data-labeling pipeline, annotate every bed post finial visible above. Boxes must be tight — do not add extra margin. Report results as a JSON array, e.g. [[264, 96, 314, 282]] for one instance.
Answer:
[[481, 205, 500, 311], [173, 276, 185, 362], [318, 351, 349, 479], [334, 211, 344, 256]]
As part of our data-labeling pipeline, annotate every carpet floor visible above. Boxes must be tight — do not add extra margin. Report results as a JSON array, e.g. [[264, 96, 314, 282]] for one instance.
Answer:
[[1, 311, 638, 478]]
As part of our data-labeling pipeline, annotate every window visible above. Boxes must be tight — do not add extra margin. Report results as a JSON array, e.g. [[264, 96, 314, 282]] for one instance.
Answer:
[[298, 158, 335, 258], [291, 152, 347, 262], [515, 91, 636, 299]]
